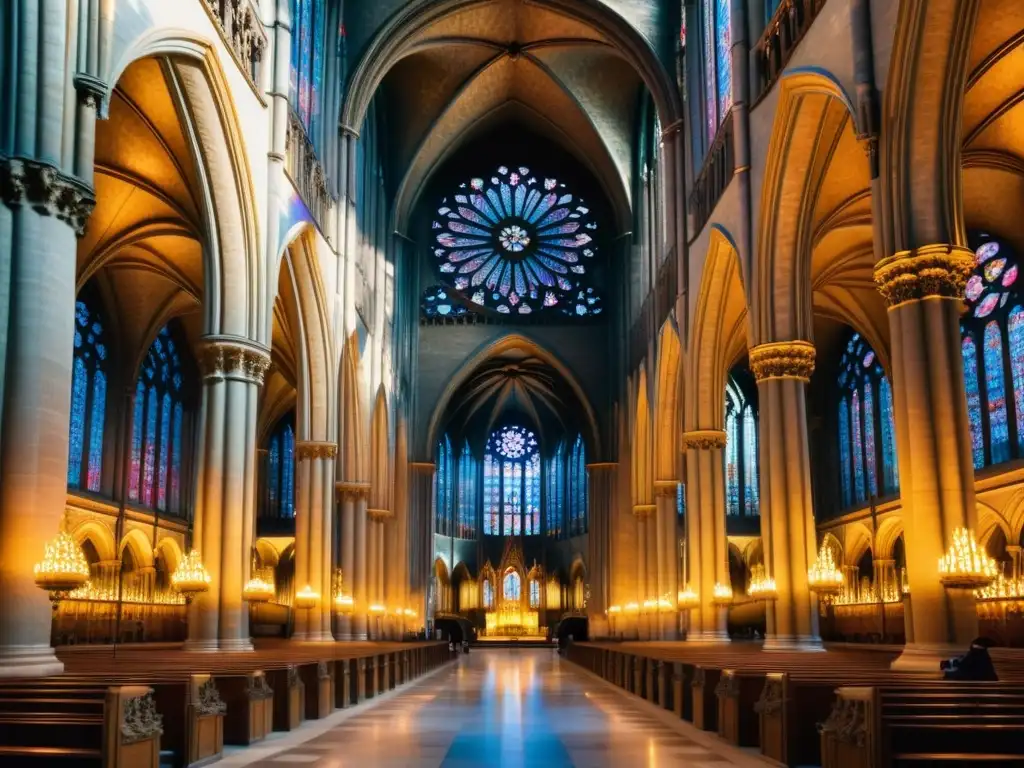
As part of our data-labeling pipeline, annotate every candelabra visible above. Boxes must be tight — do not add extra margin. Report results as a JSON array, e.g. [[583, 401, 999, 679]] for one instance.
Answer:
[[808, 542, 844, 596], [294, 585, 319, 611], [333, 569, 354, 614], [712, 582, 733, 605], [938, 527, 997, 589], [242, 576, 276, 603], [33, 530, 91, 609], [170, 549, 211, 604], [677, 586, 699, 609], [747, 564, 778, 601]]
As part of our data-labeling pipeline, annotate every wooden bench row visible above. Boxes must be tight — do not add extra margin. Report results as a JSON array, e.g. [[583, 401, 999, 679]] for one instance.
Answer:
[[565, 643, 1024, 767], [0, 643, 454, 767]]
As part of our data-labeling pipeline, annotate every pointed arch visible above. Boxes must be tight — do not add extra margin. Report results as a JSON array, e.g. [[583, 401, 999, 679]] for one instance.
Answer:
[[369, 386, 391, 511], [654, 322, 682, 481], [339, 333, 367, 482], [875, 516, 905, 560], [119, 528, 155, 570], [154, 537, 183, 577], [71, 520, 117, 564], [632, 366, 652, 507]]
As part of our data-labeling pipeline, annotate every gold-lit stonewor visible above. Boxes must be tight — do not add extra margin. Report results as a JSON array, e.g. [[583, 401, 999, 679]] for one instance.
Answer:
[[938, 527, 998, 589], [333, 569, 354, 614], [712, 583, 733, 605], [33, 530, 91, 608], [294, 585, 319, 611], [807, 542, 844, 596], [677, 586, 699, 609], [242, 576, 276, 604], [170, 549, 211, 602], [747, 565, 778, 601]]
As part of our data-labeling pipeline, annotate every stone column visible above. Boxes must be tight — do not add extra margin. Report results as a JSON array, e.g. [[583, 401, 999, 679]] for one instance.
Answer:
[[632, 505, 655, 639], [336, 482, 370, 640], [187, 338, 270, 652], [335, 482, 356, 640], [654, 480, 680, 640], [409, 463, 435, 627], [750, 341, 821, 651], [681, 430, 730, 642], [367, 508, 390, 638], [293, 441, 336, 641], [1007, 546, 1022, 581], [586, 463, 616, 637], [874, 559, 896, 601], [874, 246, 980, 670]]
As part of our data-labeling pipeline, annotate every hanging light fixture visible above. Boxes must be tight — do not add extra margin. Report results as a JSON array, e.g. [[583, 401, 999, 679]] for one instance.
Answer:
[[171, 549, 211, 603], [808, 542, 844, 596], [938, 527, 998, 589], [33, 530, 91, 608], [712, 582, 733, 605], [677, 586, 699, 609], [294, 585, 319, 610], [242, 576, 276, 603], [747, 564, 778, 601]]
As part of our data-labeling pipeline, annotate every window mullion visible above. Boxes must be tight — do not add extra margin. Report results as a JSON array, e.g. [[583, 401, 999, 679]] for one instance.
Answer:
[[976, 338, 992, 466], [1001, 315, 1019, 459]]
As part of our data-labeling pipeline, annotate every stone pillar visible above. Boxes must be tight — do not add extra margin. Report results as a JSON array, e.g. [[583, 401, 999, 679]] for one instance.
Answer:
[[874, 246, 980, 670], [654, 480, 680, 640], [293, 442, 336, 641], [681, 430, 730, 642], [632, 505, 655, 639], [586, 463, 616, 637], [367, 508, 390, 638], [336, 482, 369, 640], [1007, 546, 1022, 580], [187, 338, 270, 651], [409, 463, 435, 626], [874, 559, 896, 601], [750, 341, 821, 651]]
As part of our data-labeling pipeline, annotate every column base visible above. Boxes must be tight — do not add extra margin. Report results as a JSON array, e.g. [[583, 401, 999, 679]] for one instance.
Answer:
[[686, 629, 731, 643], [890, 643, 959, 676], [183, 638, 221, 652], [218, 638, 255, 652], [763, 634, 823, 652], [0, 645, 64, 678], [292, 632, 335, 643]]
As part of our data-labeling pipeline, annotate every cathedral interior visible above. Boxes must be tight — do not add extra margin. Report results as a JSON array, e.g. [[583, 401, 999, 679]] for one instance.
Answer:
[[1, 0, 1023, 766]]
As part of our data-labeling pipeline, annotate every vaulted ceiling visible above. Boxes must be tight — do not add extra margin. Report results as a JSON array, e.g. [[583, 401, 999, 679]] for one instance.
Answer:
[[377, 0, 644, 231]]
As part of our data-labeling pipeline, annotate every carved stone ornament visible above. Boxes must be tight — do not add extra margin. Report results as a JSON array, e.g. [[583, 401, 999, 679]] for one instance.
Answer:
[[654, 480, 678, 497], [753, 675, 784, 716], [0, 155, 96, 236], [632, 503, 657, 519], [296, 441, 338, 460], [681, 430, 727, 451], [874, 244, 974, 307], [318, 661, 331, 681], [201, 0, 265, 87], [73, 72, 107, 111], [749, 340, 816, 382], [817, 696, 868, 747], [287, 666, 300, 688], [246, 674, 274, 700], [195, 678, 227, 716], [715, 673, 740, 699], [692, 667, 706, 688], [121, 691, 164, 744], [367, 507, 392, 522], [336, 481, 371, 500], [197, 337, 272, 384]]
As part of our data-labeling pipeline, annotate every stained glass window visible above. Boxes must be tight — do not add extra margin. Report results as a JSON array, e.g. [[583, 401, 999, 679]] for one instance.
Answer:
[[484, 425, 539, 535], [432, 165, 603, 317], [529, 579, 540, 608], [483, 579, 494, 609], [525, 453, 541, 535], [421, 285, 471, 320], [960, 234, 1024, 468], [503, 569, 521, 602], [568, 435, 587, 536], [677, 482, 686, 519], [129, 324, 190, 515], [546, 443, 565, 538], [836, 333, 899, 509], [435, 436, 455, 535], [701, 0, 732, 143], [67, 299, 107, 493], [457, 441, 476, 538], [724, 374, 758, 516], [289, 0, 327, 143], [264, 416, 296, 519], [484, 453, 500, 535]]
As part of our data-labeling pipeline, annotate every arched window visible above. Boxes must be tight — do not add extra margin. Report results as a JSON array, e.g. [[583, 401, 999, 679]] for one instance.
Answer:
[[129, 324, 190, 514], [546, 442, 565, 538], [483, 425, 539, 535], [503, 569, 521, 602], [457, 440, 476, 538], [837, 333, 899, 507], [568, 434, 587, 536], [701, 0, 732, 143], [724, 375, 759, 517], [482, 578, 494, 609], [435, 435, 454, 535], [289, 0, 327, 143], [432, 165, 602, 316], [68, 299, 108, 492], [529, 578, 540, 608], [960, 235, 1024, 469], [265, 416, 296, 520]]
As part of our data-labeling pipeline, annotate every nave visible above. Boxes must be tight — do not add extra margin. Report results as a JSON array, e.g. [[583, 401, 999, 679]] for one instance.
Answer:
[[226, 650, 754, 768]]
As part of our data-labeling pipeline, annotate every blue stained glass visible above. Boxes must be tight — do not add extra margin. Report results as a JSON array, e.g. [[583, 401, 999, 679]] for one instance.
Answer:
[[67, 356, 87, 487], [879, 377, 898, 493], [742, 406, 759, 513], [725, 407, 740, 515], [143, 385, 159, 506], [87, 370, 106, 492], [525, 453, 541, 535], [529, 580, 540, 608], [484, 453, 499, 535], [962, 334, 985, 469], [156, 392, 172, 511], [572, 435, 587, 534], [715, 0, 732, 123], [839, 398, 852, 507], [299, 0, 312, 125], [503, 570, 521, 601], [702, 0, 716, 140], [283, 424, 295, 517], [984, 321, 1010, 464], [483, 580, 493, 609], [129, 380, 145, 501], [864, 381, 877, 497], [851, 389, 864, 504], [309, 0, 324, 137], [1009, 307, 1024, 453], [170, 403, 182, 512], [268, 442, 280, 511]]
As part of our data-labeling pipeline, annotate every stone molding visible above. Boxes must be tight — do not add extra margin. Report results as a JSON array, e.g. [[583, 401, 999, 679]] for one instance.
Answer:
[[367, 507, 392, 522], [585, 462, 618, 470], [632, 503, 657, 518], [681, 429, 727, 450], [336, 481, 371, 500], [73, 72, 107, 111], [197, 337, 272, 384], [749, 340, 816, 382], [654, 479, 678, 497], [409, 462, 436, 473], [295, 441, 337, 460], [874, 244, 974, 307], [0, 155, 96, 236]]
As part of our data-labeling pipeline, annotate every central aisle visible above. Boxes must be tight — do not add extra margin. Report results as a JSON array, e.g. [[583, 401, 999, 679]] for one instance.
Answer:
[[238, 649, 761, 767]]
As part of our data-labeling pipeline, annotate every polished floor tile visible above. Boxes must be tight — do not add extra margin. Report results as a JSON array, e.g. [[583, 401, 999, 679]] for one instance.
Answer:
[[239, 650, 764, 767]]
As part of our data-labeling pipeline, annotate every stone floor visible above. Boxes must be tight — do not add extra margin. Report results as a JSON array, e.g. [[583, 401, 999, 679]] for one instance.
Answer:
[[227, 649, 768, 767]]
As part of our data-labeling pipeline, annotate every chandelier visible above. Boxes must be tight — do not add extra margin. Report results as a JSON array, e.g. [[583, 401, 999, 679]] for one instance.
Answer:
[[677, 586, 699, 609], [938, 527, 997, 589], [747, 565, 778, 601], [170, 549, 210, 602], [33, 530, 91, 607], [294, 585, 319, 610], [975, 572, 1024, 601], [242, 576, 275, 603], [808, 542, 844, 596], [712, 582, 733, 605]]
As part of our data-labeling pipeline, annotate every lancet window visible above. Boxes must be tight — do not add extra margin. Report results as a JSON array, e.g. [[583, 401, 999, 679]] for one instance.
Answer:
[[289, 0, 327, 142], [724, 375, 758, 517], [435, 435, 455, 535], [483, 425, 540, 536], [264, 415, 296, 520], [68, 298, 108, 493]]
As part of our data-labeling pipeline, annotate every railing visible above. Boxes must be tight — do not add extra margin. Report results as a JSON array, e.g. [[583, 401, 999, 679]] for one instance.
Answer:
[[687, 111, 735, 242], [52, 599, 188, 645], [200, 0, 266, 87], [753, 0, 829, 104], [286, 111, 335, 229]]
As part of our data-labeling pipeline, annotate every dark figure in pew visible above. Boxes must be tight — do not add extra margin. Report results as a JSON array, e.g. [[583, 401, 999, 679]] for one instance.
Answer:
[[941, 637, 998, 681]]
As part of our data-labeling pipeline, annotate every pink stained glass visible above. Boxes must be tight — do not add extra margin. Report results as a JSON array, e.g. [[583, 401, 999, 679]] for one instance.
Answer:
[[1009, 307, 1024, 454], [142, 385, 158, 506], [965, 274, 985, 301], [975, 293, 1000, 318], [976, 241, 1000, 263], [962, 334, 985, 469], [1003, 264, 1018, 287], [851, 389, 864, 504], [863, 381, 877, 497], [129, 381, 145, 501], [984, 258, 1007, 283], [984, 321, 1010, 464], [703, 0, 716, 140]]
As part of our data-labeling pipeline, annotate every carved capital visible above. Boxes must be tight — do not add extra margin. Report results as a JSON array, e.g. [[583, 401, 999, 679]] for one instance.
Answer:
[[367, 507, 392, 522], [73, 72, 107, 111], [121, 690, 164, 744], [197, 337, 271, 384], [874, 244, 974, 307], [750, 340, 816, 382], [654, 480, 678, 497], [336, 481, 371, 500], [681, 429, 727, 451], [0, 156, 96, 236], [295, 441, 337, 460], [632, 503, 657, 518]]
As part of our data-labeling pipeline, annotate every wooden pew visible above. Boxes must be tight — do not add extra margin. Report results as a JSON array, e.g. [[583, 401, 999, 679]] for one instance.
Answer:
[[716, 669, 762, 747], [266, 666, 304, 732], [300, 661, 333, 720], [217, 672, 273, 746]]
